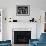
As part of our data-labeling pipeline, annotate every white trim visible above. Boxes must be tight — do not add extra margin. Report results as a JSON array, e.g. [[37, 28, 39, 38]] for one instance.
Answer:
[[12, 28, 31, 31], [0, 9, 3, 41]]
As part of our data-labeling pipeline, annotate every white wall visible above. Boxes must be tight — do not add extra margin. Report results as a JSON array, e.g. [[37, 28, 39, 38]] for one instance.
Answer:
[[1, 0, 45, 43], [0, 0, 46, 11]]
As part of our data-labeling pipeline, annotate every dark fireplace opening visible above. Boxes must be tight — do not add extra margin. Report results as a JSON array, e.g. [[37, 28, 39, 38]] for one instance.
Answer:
[[14, 31, 31, 44]]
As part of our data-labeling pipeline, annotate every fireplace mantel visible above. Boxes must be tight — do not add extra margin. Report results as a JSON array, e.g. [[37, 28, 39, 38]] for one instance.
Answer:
[[7, 22, 37, 44], [12, 22, 37, 29], [12, 28, 31, 31]]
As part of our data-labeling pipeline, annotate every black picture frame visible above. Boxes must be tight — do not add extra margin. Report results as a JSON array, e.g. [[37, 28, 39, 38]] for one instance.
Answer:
[[16, 5, 30, 16]]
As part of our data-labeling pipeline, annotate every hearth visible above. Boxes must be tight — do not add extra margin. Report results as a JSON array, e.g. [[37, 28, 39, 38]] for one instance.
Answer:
[[14, 31, 31, 44]]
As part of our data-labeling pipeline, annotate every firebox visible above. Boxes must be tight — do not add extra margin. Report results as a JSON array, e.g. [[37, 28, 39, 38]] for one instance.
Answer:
[[14, 31, 31, 44]]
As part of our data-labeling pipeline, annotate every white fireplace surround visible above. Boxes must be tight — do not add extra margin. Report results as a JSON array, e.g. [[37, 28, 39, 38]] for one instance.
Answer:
[[12, 22, 37, 43], [5, 22, 43, 44]]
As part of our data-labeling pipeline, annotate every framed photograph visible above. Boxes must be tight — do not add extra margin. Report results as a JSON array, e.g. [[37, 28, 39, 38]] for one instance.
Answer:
[[16, 5, 30, 16]]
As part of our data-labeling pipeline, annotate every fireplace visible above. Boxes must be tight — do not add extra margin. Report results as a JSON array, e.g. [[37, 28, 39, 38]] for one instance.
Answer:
[[14, 31, 31, 44]]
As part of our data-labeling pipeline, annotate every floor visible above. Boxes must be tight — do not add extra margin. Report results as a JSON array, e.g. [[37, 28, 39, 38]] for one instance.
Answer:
[[12, 44, 29, 46]]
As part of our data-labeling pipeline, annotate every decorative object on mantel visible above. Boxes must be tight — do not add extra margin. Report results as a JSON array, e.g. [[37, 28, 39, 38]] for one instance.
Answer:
[[9, 18, 11, 19], [13, 20, 29, 22], [9, 21, 11, 22], [16, 5, 30, 16], [13, 20, 17, 22], [9, 17, 12, 22], [35, 16, 41, 23], [29, 18, 34, 22], [5, 18, 6, 20]]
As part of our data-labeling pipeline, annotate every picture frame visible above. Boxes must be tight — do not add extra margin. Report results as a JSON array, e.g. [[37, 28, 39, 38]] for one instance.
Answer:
[[16, 5, 30, 16]]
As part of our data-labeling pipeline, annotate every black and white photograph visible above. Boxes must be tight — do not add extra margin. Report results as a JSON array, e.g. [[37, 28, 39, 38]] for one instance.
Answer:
[[16, 5, 30, 16]]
